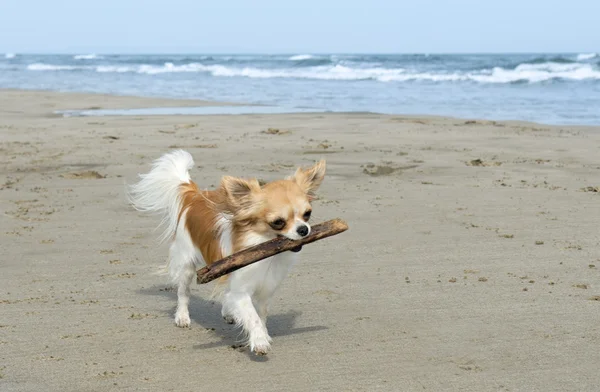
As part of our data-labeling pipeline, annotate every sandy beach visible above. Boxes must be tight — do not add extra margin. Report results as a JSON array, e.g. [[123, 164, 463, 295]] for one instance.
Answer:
[[1, 89, 600, 391]]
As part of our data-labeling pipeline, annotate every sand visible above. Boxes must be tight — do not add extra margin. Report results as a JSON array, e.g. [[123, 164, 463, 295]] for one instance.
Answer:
[[1, 89, 600, 392]]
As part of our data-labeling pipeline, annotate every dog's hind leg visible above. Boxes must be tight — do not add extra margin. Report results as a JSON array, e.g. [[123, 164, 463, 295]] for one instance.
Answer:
[[173, 261, 195, 328], [168, 213, 198, 328]]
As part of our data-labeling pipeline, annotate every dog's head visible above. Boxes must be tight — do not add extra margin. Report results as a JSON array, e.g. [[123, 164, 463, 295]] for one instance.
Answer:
[[221, 160, 326, 241]]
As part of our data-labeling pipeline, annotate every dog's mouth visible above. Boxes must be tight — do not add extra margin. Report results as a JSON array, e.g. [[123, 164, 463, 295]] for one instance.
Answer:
[[278, 235, 303, 253]]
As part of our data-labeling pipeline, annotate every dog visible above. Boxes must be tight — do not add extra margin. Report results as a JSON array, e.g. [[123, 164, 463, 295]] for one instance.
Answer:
[[128, 150, 326, 355]]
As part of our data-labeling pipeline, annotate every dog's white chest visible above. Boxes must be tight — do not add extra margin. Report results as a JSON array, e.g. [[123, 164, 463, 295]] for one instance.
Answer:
[[228, 252, 298, 297]]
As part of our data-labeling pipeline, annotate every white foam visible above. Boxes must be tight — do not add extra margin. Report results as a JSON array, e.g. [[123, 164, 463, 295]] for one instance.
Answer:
[[361, 62, 600, 83], [469, 63, 600, 83], [379, 73, 466, 82], [4, 53, 16, 59], [577, 53, 597, 61], [195, 64, 408, 81], [74, 54, 100, 60], [27, 63, 82, 71], [289, 54, 314, 61], [25, 60, 600, 84], [137, 62, 209, 74], [96, 65, 135, 73], [515, 62, 583, 72]]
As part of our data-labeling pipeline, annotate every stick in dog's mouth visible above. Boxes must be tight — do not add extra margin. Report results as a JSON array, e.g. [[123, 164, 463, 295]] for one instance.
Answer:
[[277, 235, 303, 252], [196, 219, 349, 284]]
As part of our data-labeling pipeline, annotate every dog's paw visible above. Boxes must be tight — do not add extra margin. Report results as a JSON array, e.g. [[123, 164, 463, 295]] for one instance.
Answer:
[[174, 313, 191, 328], [250, 337, 271, 356], [222, 314, 235, 324], [253, 345, 271, 356]]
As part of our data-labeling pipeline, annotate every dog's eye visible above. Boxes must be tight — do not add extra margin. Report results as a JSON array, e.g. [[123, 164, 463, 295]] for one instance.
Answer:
[[269, 218, 286, 230], [302, 210, 312, 221]]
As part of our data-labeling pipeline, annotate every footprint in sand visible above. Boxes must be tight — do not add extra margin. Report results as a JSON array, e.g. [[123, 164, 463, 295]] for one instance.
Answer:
[[261, 128, 291, 135], [465, 159, 502, 167], [60, 171, 105, 179], [361, 162, 419, 177]]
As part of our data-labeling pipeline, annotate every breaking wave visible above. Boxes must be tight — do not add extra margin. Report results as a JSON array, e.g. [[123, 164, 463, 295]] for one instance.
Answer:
[[25, 60, 600, 83], [74, 54, 101, 60], [577, 53, 597, 61], [289, 54, 315, 61], [28, 63, 82, 71]]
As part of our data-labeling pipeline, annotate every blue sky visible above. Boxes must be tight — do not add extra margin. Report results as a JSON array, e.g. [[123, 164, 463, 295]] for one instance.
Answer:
[[1, 0, 598, 53]]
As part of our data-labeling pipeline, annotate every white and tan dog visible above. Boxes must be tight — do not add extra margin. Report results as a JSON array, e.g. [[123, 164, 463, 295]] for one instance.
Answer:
[[128, 150, 326, 355]]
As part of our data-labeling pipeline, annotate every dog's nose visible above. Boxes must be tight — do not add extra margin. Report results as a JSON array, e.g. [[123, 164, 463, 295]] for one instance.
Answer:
[[296, 225, 309, 237]]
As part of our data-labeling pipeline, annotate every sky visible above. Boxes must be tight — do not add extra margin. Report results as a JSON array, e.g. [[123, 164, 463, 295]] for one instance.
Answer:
[[0, 0, 598, 54]]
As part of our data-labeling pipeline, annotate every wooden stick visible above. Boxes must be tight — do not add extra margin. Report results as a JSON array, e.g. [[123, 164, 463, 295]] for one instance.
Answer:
[[196, 218, 349, 284]]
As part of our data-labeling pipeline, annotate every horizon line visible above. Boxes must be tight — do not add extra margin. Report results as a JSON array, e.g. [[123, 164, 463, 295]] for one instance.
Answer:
[[2, 50, 597, 55]]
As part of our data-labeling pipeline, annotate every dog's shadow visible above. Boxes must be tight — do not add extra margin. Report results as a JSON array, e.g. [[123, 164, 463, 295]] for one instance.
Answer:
[[138, 285, 328, 361]]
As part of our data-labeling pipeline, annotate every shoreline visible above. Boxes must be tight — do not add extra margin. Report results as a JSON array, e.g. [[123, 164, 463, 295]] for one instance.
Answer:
[[0, 88, 246, 117], [1, 88, 597, 129]]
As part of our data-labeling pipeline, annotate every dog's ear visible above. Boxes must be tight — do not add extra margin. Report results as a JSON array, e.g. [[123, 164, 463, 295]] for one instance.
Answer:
[[221, 176, 262, 208], [291, 160, 326, 199]]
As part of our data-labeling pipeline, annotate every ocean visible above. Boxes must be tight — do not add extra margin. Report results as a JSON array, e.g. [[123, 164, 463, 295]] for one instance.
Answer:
[[1, 53, 599, 125]]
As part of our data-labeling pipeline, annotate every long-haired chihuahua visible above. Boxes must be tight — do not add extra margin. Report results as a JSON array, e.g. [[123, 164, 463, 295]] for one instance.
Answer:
[[128, 150, 326, 355]]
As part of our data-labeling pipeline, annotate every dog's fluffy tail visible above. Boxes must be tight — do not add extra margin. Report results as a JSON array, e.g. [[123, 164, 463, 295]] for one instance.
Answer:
[[127, 150, 194, 243]]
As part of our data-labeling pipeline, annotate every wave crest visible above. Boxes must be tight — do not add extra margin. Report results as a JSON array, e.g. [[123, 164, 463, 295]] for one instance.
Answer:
[[524, 56, 575, 65], [289, 54, 315, 61], [577, 53, 598, 61], [24, 60, 600, 84], [74, 54, 101, 60], [471, 63, 600, 83], [28, 63, 81, 71]]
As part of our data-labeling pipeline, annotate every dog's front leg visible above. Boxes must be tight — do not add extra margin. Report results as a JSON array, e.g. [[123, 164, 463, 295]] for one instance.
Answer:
[[223, 291, 271, 355]]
